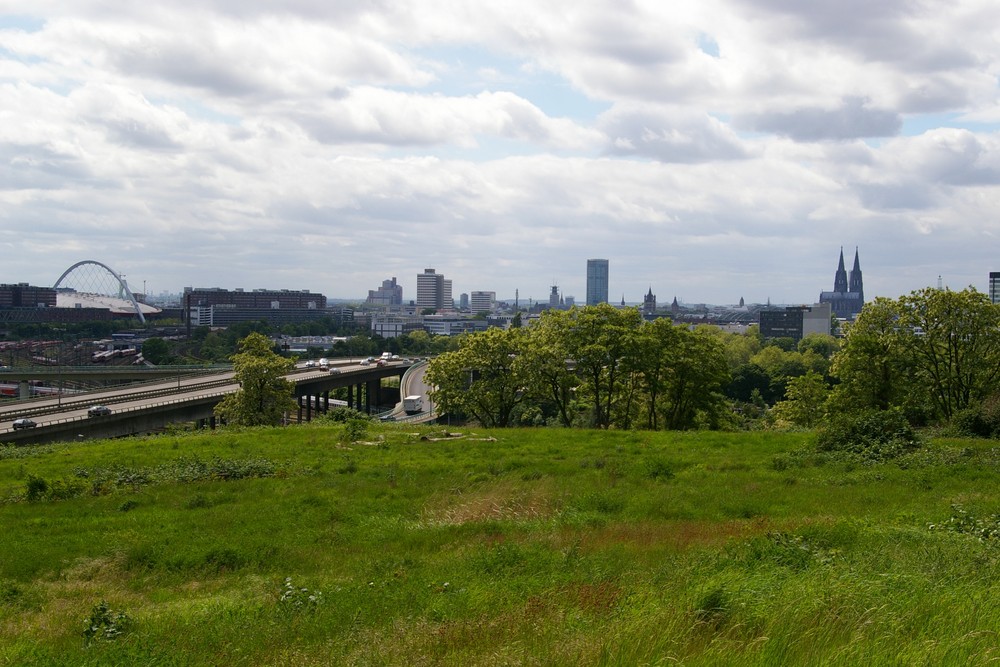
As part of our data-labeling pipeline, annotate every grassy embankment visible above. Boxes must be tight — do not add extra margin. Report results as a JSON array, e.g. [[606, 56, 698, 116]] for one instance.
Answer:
[[2, 424, 1000, 665]]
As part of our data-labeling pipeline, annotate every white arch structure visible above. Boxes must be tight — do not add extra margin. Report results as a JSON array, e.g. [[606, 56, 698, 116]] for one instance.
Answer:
[[53, 260, 147, 324]]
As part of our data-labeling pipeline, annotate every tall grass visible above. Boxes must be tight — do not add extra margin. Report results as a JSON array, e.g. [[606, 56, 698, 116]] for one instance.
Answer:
[[2, 426, 1000, 664]]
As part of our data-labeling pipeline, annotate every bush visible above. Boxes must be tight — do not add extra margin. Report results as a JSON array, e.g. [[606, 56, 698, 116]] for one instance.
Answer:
[[816, 408, 920, 463], [951, 395, 1000, 438], [82, 600, 133, 645]]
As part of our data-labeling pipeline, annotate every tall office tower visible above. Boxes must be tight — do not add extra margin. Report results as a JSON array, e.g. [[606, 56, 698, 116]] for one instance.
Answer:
[[366, 277, 403, 306], [416, 268, 445, 310], [443, 279, 453, 310], [459, 293, 470, 310], [470, 291, 496, 313], [990, 272, 1000, 304], [586, 259, 609, 306]]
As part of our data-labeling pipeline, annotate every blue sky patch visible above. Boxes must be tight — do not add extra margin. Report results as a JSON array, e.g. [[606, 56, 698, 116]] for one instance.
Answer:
[[0, 15, 44, 32]]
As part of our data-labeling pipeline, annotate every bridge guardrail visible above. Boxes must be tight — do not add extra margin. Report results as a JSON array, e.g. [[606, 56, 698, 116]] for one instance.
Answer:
[[0, 378, 238, 422], [1, 359, 415, 437], [0, 387, 237, 437]]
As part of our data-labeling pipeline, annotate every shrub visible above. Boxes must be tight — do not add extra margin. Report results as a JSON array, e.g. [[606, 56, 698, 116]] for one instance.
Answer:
[[816, 408, 920, 463], [951, 395, 1000, 438], [82, 600, 133, 645], [342, 418, 369, 443], [278, 577, 323, 614]]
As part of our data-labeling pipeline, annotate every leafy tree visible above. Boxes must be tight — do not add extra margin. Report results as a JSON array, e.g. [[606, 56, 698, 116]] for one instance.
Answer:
[[140, 337, 170, 365], [426, 327, 530, 427], [214, 333, 297, 426], [561, 304, 644, 429], [797, 333, 840, 360], [635, 318, 682, 430], [771, 371, 829, 427], [829, 297, 910, 413], [521, 311, 579, 427], [726, 363, 775, 404], [832, 288, 1000, 423], [659, 327, 730, 430], [896, 287, 1000, 420]]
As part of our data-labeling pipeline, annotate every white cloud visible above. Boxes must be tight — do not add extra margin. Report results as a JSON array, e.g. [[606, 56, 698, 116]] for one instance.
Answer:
[[2, 1, 1000, 304]]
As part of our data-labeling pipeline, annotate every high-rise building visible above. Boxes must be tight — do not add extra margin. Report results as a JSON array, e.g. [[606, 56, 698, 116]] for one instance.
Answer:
[[416, 268, 448, 310], [819, 248, 865, 319], [586, 259, 609, 306], [990, 272, 1000, 304], [470, 291, 496, 313], [366, 277, 403, 306]]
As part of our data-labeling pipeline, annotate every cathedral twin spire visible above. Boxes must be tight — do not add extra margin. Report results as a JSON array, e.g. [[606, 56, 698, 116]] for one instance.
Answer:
[[833, 247, 863, 299]]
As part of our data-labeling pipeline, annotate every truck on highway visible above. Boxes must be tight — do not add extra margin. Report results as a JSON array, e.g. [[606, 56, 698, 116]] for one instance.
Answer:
[[403, 395, 423, 414]]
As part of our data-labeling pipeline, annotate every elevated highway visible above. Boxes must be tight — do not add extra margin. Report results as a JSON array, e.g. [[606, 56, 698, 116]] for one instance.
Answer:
[[0, 359, 417, 445]]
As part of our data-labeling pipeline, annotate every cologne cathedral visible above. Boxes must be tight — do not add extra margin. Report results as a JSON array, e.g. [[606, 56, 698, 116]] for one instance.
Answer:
[[819, 248, 864, 319]]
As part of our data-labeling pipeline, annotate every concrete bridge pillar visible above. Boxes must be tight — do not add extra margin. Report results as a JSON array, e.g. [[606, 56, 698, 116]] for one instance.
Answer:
[[19, 380, 29, 399]]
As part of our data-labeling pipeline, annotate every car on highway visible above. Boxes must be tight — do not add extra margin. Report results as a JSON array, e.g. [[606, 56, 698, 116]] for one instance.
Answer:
[[328, 367, 341, 374], [12, 418, 37, 430], [304, 360, 316, 368], [87, 405, 112, 417]]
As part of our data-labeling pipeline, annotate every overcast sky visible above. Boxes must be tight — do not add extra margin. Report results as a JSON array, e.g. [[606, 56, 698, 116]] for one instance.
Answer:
[[3, 1, 1000, 306]]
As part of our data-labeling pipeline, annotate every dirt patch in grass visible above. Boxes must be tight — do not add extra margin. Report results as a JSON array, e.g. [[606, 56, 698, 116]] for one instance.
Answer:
[[573, 518, 773, 552], [421, 481, 557, 526]]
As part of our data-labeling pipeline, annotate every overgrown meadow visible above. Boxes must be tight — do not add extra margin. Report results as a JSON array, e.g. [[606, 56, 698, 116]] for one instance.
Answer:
[[3, 424, 1000, 665]]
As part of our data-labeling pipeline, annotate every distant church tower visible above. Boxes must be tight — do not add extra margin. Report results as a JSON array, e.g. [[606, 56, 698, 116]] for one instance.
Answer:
[[849, 248, 864, 304], [642, 287, 656, 316], [820, 247, 865, 319], [834, 249, 849, 293]]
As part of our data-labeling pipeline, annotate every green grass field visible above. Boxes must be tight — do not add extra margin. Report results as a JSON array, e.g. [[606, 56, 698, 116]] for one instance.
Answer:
[[3, 424, 1000, 665]]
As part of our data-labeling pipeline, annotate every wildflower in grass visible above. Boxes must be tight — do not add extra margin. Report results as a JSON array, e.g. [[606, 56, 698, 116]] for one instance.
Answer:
[[278, 577, 323, 614]]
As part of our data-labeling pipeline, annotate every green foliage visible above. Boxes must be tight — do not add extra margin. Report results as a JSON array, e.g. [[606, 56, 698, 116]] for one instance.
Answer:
[[950, 395, 1000, 438], [833, 288, 1000, 423], [321, 407, 369, 424], [140, 337, 171, 364], [771, 371, 830, 428], [214, 332, 297, 427], [816, 409, 921, 462], [82, 600, 133, 645], [10, 426, 1000, 664], [427, 327, 531, 427], [342, 418, 369, 444], [430, 305, 731, 431], [278, 577, 324, 614], [929, 504, 1000, 541]]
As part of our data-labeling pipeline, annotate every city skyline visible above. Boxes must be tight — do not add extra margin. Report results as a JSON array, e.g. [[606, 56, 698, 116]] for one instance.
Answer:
[[3, 3, 1000, 304]]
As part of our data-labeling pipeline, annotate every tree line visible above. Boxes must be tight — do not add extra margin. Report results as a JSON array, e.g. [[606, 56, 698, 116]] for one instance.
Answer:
[[425, 287, 1000, 432]]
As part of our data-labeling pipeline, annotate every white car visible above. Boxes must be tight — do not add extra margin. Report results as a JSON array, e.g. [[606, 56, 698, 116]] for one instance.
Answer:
[[304, 360, 316, 368]]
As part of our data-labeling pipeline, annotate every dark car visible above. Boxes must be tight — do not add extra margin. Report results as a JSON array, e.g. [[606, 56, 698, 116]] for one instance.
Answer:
[[12, 418, 37, 430], [87, 405, 112, 417]]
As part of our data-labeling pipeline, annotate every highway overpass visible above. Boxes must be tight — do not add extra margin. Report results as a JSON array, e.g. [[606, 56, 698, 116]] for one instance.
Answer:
[[0, 359, 422, 445]]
